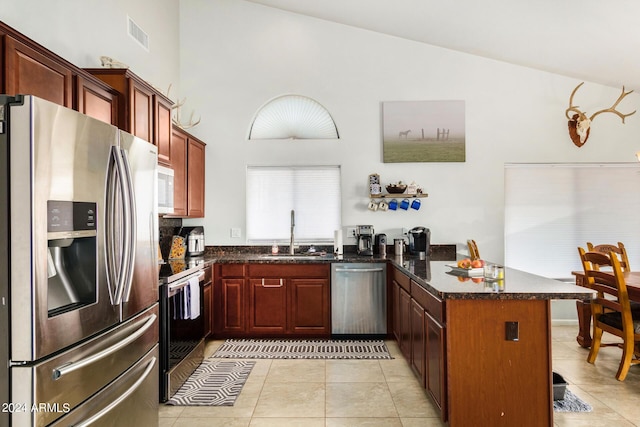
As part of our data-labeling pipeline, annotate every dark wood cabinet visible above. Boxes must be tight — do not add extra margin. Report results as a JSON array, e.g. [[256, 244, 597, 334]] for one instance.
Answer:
[[187, 137, 206, 218], [4, 34, 73, 107], [170, 128, 188, 216], [84, 68, 174, 156], [248, 278, 287, 334], [220, 277, 245, 334], [425, 310, 445, 413], [410, 298, 426, 383], [170, 126, 205, 218], [391, 266, 447, 422], [203, 265, 213, 338], [0, 21, 117, 122], [214, 263, 330, 338], [289, 278, 330, 335], [76, 75, 118, 125]]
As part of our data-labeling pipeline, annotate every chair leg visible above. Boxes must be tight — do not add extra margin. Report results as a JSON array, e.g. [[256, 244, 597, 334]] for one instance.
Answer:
[[616, 334, 635, 381], [587, 326, 603, 364]]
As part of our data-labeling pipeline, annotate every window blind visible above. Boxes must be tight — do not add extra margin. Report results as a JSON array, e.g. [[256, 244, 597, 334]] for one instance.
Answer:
[[246, 166, 341, 242], [504, 163, 640, 279]]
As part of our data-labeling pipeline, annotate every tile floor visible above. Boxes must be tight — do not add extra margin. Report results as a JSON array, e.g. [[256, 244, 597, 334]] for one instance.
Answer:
[[159, 325, 640, 426]]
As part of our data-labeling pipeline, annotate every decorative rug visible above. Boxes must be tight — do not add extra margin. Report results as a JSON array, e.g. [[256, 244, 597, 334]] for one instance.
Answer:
[[166, 360, 255, 406], [212, 339, 393, 359], [553, 390, 593, 412]]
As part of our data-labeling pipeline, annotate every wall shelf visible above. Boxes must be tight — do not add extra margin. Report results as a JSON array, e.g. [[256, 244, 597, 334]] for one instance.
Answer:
[[369, 193, 428, 199]]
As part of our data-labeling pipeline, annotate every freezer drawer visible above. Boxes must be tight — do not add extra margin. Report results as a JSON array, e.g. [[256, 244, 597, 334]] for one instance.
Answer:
[[49, 345, 159, 427], [331, 263, 387, 335], [11, 304, 158, 427]]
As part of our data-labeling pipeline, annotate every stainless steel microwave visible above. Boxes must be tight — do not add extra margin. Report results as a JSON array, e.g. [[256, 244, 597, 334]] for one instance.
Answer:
[[157, 165, 174, 214]]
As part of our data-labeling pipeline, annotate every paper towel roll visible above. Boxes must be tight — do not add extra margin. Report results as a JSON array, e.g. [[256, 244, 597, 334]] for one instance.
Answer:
[[334, 229, 343, 255]]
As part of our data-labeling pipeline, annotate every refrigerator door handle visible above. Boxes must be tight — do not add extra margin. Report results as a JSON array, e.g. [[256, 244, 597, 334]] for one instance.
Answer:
[[111, 147, 133, 305], [51, 314, 156, 380], [119, 148, 137, 303], [71, 356, 157, 427], [105, 147, 123, 305]]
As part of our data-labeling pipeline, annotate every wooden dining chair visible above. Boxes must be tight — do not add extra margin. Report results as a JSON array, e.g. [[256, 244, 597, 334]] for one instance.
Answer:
[[467, 239, 480, 261], [578, 247, 640, 381], [586, 242, 631, 271]]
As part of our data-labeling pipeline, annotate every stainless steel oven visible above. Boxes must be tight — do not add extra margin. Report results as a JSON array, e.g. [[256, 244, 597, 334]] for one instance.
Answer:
[[159, 260, 206, 401]]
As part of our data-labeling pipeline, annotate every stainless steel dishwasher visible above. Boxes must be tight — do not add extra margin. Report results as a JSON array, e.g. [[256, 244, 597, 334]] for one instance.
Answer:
[[331, 263, 387, 337]]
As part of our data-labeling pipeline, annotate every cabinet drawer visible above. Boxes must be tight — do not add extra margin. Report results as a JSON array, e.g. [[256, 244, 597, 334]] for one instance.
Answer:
[[393, 267, 411, 292], [411, 280, 444, 324], [248, 263, 329, 278], [220, 263, 246, 277]]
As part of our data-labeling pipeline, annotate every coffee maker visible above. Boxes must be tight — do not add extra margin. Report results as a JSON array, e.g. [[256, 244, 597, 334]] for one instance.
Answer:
[[356, 225, 374, 256], [408, 226, 430, 258], [179, 226, 205, 257]]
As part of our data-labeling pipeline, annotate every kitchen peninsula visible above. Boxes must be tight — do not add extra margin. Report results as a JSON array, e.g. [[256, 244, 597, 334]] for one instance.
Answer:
[[204, 247, 594, 427]]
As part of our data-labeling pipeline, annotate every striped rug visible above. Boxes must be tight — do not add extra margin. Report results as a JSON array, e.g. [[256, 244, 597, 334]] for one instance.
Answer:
[[166, 360, 255, 406], [212, 339, 393, 359]]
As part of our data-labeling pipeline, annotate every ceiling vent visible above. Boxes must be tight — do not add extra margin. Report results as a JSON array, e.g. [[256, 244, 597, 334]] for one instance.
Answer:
[[127, 16, 149, 51]]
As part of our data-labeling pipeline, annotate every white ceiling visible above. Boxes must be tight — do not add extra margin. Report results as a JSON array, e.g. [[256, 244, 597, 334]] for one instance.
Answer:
[[245, 0, 640, 90]]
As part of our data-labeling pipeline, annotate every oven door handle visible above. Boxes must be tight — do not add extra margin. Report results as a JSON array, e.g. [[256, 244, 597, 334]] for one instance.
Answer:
[[168, 271, 205, 297], [51, 313, 156, 380], [71, 356, 157, 427]]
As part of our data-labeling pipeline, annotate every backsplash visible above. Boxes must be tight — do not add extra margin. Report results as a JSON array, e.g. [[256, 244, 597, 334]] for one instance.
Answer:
[[158, 217, 182, 260]]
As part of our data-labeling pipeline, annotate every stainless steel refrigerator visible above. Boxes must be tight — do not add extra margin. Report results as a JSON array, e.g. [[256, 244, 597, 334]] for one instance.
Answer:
[[0, 95, 159, 426]]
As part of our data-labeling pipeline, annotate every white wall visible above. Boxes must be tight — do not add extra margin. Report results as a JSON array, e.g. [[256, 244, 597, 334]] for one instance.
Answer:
[[0, 0, 180, 100], [179, 0, 640, 266]]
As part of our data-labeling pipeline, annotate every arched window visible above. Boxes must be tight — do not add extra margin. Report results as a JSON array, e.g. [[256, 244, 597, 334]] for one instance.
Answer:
[[248, 95, 339, 140]]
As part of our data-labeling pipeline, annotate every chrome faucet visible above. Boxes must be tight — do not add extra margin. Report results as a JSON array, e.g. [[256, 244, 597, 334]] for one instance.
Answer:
[[289, 209, 295, 254]]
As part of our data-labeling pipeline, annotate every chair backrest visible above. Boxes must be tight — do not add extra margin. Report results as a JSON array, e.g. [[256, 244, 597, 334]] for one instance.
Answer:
[[578, 247, 631, 311], [467, 239, 480, 260], [586, 241, 631, 271]]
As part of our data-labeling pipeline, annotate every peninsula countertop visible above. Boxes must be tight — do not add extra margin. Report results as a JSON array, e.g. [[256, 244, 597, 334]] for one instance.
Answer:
[[193, 249, 594, 301]]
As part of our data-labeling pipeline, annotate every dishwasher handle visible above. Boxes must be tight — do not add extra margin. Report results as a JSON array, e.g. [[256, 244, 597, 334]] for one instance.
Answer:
[[334, 267, 384, 273]]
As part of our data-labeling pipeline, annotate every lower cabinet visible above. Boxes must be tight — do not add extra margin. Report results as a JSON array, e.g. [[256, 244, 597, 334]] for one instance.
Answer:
[[391, 266, 447, 422], [203, 265, 213, 338], [214, 263, 331, 338]]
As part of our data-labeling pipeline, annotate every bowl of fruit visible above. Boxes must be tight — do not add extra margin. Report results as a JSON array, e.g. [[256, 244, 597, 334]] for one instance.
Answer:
[[448, 258, 485, 276]]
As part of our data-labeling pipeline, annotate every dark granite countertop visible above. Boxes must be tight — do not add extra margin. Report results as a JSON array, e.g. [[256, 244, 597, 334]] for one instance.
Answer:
[[193, 244, 594, 301]]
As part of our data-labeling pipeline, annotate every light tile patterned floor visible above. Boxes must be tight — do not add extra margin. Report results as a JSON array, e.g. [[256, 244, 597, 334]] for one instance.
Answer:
[[159, 326, 640, 426]]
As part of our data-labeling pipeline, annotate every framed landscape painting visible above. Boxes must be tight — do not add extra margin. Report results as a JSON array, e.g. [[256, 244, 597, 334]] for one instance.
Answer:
[[382, 100, 465, 163]]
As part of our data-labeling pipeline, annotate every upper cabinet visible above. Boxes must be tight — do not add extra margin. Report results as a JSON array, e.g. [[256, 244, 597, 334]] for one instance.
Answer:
[[84, 68, 174, 166], [171, 125, 206, 218], [4, 35, 73, 108], [0, 21, 118, 124]]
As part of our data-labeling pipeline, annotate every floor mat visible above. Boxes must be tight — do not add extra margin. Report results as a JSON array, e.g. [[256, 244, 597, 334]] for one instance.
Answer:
[[166, 360, 255, 406], [553, 389, 593, 412], [212, 338, 393, 359]]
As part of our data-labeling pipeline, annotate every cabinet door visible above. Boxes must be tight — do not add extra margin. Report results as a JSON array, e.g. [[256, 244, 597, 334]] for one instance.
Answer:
[[4, 36, 72, 107], [187, 138, 206, 218], [248, 278, 286, 334], [156, 97, 173, 166], [170, 128, 188, 216], [399, 287, 412, 360], [221, 278, 245, 333], [425, 311, 446, 420], [76, 76, 118, 125], [289, 278, 330, 336], [203, 283, 212, 339], [410, 298, 426, 385], [128, 81, 154, 143]]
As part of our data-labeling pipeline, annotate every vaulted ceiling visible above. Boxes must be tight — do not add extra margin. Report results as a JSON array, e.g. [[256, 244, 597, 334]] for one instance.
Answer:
[[245, 0, 640, 90]]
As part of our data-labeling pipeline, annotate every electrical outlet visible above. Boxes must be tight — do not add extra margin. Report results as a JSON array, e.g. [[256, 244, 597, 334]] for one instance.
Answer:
[[347, 227, 356, 238], [230, 228, 241, 238], [402, 228, 408, 235]]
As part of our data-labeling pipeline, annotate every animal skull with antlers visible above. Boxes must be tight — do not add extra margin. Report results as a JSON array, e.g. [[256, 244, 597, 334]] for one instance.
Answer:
[[566, 82, 636, 147]]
